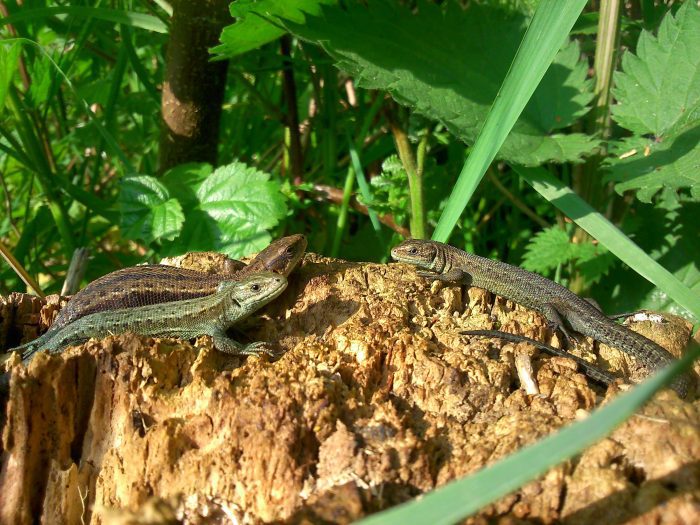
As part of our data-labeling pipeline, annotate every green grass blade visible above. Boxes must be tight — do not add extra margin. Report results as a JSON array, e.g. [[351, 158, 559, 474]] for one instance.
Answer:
[[331, 167, 355, 257], [1, 38, 134, 173], [121, 26, 160, 103], [347, 138, 382, 235], [514, 165, 700, 321], [0, 7, 168, 33], [357, 342, 699, 525], [432, 0, 587, 242]]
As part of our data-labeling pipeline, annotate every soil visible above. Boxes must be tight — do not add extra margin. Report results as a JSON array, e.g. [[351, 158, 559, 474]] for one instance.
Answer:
[[1, 254, 698, 524]]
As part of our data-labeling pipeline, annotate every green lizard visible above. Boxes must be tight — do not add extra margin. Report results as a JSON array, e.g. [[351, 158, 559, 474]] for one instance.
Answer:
[[391, 239, 689, 397], [43, 234, 306, 335], [13, 272, 288, 362]]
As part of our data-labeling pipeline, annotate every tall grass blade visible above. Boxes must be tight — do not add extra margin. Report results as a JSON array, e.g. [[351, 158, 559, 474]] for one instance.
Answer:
[[432, 0, 588, 242]]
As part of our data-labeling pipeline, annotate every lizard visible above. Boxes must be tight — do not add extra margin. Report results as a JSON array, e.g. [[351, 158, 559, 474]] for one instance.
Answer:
[[11, 271, 289, 362], [391, 239, 689, 397], [5, 233, 304, 363], [0, 273, 288, 407], [39, 233, 306, 336]]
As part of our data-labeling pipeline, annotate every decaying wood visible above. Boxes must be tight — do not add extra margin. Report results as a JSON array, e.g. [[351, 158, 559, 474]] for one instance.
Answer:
[[1, 254, 698, 524]]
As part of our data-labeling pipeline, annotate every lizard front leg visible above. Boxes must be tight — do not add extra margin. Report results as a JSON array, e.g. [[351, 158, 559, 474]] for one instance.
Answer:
[[210, 331, 276, 357], [417, 268, 472, 285]]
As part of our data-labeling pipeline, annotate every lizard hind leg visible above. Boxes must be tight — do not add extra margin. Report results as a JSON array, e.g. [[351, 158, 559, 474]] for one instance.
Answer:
[[583, 297, 648, 321]]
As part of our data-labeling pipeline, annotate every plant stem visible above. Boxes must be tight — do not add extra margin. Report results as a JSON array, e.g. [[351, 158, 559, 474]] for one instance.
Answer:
[[348, 137, 382, 236], [321, 63, 337, 184], [570, 0, 620, 294], [388, 112, 426, 239], [280, 35, 304, 184], [0, 239, 45, 297], [591, 0, 620, 143]]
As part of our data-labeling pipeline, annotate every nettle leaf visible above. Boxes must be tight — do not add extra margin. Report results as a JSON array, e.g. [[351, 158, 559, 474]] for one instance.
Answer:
[[212, 0, 335, 59], [522, 227, 572, 273], [284, 1, 597, 165], [172, 161, 287, 257], [607, 2, 700, 203], [119, 175, 185, 244], [522, 227, 612, 283], [361, 155, 409, 223], [607, 131, 700, 203], [26, 55, 53, 109], [121, 163, 287, 256], [576, 243, 616, 286]]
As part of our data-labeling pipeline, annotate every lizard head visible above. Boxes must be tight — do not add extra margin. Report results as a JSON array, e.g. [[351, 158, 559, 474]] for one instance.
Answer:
[[390, 239, 438, 270], [248, 234, 308, 276], [230, 272, 289, 309]]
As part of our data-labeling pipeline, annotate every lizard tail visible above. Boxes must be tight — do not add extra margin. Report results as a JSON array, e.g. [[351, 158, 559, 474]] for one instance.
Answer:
[[5, 332, 53, 364], [461, 329, 617, 386]]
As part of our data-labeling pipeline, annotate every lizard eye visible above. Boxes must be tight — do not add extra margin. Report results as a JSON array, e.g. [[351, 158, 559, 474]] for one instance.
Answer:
[[409, 247, 418, 254], [251, 284, 261, 292], [285, 247, 294, 255]]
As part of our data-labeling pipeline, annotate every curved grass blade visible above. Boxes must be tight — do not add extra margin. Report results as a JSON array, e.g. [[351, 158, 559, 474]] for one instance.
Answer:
[[348, 137, 382, 235], [0, 7, 168, 33], [432, 0, 587, 242]]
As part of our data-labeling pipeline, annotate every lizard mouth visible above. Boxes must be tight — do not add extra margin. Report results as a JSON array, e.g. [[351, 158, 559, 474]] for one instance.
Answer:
[[390, 253, 413, 265]]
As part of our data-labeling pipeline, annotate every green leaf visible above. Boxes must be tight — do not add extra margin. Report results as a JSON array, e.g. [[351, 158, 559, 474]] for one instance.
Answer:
[[599, 202, 700, 322], [160, 163, 214, 208], [119, 175, 185, 244], [0, 43, 20, 113], [607, 2, 700, 202], [171, 161, 288, 257], [576, 245, 616, 286], [211, 0, 335, 59], [357, 343, 700, 525], [521, 227, 572, 272], [606, 129, 700, 203], [285, 1, 596, 167]]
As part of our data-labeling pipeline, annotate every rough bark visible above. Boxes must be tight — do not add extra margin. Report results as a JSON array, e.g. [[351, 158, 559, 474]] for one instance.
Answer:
[[158, 0, 231, 172], [1, 254, 699, 524]]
